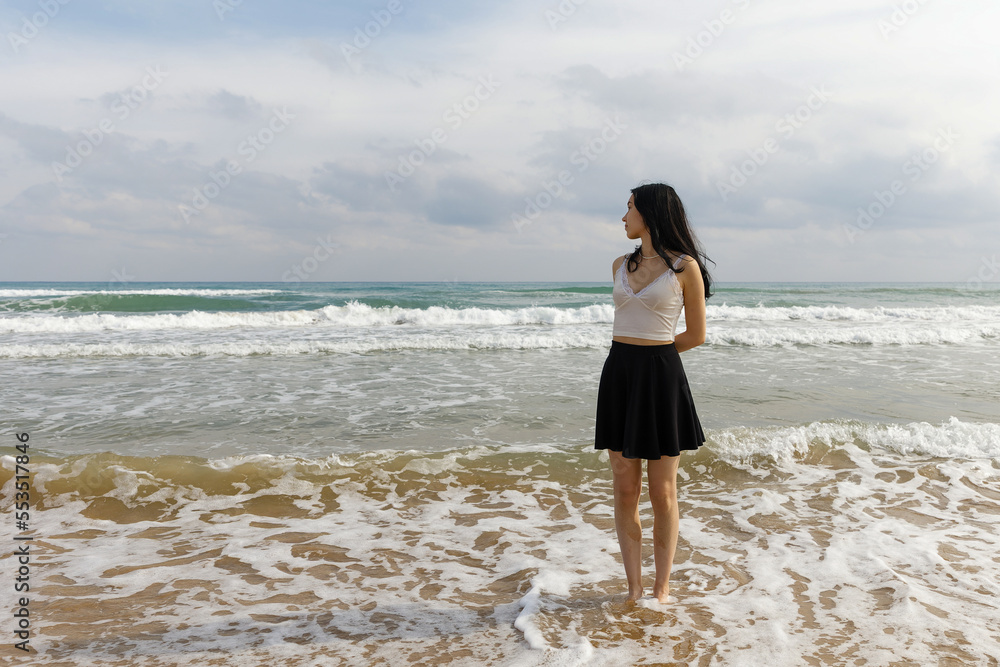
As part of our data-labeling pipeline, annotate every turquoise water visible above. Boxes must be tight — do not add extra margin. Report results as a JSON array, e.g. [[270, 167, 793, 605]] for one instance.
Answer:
[[2, 281, 999, 457], [3, 280, 998, 312]]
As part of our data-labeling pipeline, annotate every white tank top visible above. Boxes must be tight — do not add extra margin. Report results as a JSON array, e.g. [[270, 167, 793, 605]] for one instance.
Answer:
[[612, 253, 687, 342]]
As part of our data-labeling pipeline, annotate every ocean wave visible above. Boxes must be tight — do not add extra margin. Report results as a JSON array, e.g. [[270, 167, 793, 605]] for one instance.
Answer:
[[707, 324, 1000, 347], [3, 300, 999, 333], [0, 288, 282, 298], [0, 309, 325, 333], [709, 417, 1000, 462], [0, 302, 616, 333], [709, 303, 1000, 322], [0, 332, 610, 358], [1, 325, 997, 358], [3, 419, 997, 504]]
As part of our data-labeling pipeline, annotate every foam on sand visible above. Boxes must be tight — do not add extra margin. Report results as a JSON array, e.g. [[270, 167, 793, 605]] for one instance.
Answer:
[[4, 421, 998, 665]]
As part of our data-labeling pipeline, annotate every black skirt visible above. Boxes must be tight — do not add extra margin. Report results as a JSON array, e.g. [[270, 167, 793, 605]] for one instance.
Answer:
[[594, 341, 705, 459]]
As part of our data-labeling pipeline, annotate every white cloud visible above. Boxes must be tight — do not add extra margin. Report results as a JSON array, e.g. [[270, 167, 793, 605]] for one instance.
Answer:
[[1, 0, 998, 281]]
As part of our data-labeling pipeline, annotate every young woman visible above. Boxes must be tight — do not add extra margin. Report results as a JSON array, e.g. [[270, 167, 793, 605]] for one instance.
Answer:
[[594, 182, 713, 603]]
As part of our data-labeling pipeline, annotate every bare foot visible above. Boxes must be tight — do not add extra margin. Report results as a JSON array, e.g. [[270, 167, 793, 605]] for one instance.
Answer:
[[652, 584, 669, 603], [626, 587, 644, 602]]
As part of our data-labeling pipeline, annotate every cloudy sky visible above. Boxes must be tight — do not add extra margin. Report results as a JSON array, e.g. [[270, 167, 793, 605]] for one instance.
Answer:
[[1, 0, 998, 283]]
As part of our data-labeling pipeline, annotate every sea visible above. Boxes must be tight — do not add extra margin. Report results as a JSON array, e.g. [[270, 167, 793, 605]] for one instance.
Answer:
[[1, 280, 999, 666]]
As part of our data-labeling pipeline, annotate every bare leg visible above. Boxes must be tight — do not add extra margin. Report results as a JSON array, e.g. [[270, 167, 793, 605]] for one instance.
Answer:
[[647, 455, 680, 603], [609, 451, 644, 601]]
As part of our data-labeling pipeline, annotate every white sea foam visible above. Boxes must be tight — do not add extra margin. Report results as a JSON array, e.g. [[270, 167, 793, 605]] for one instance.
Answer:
[[320, 302, 613, 327], [3, 301, 998, 353], [0, 302, 615, 333], [16, 429, 999, 666], [709, 303, 1000, 322], [2, 324, 998, 358], [708, 418, 1000, 461], [0, 288, 281, 297], [0, 309, 323, 333], [0, 331, 610, 358], [706, 323, 999, 347]]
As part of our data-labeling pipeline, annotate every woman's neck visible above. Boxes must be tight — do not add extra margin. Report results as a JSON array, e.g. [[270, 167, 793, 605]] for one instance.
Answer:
[[639, 239, 659, 259]]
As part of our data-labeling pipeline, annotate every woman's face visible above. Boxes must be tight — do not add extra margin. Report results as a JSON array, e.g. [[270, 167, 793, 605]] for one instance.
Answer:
[[622, 195, 645, 239]]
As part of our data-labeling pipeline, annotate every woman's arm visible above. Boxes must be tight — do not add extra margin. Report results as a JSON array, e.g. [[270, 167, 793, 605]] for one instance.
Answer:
[[673, 257, 706, 353]]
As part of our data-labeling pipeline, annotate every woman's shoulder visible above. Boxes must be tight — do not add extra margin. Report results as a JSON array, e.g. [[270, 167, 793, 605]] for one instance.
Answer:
[[672, 253, 698, 270], [612, 253, 628, 273], [672, 253, 703, 294]]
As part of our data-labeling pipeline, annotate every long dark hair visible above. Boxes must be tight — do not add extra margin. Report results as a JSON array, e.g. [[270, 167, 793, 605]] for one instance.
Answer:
[[626, 182, 714, 300]]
